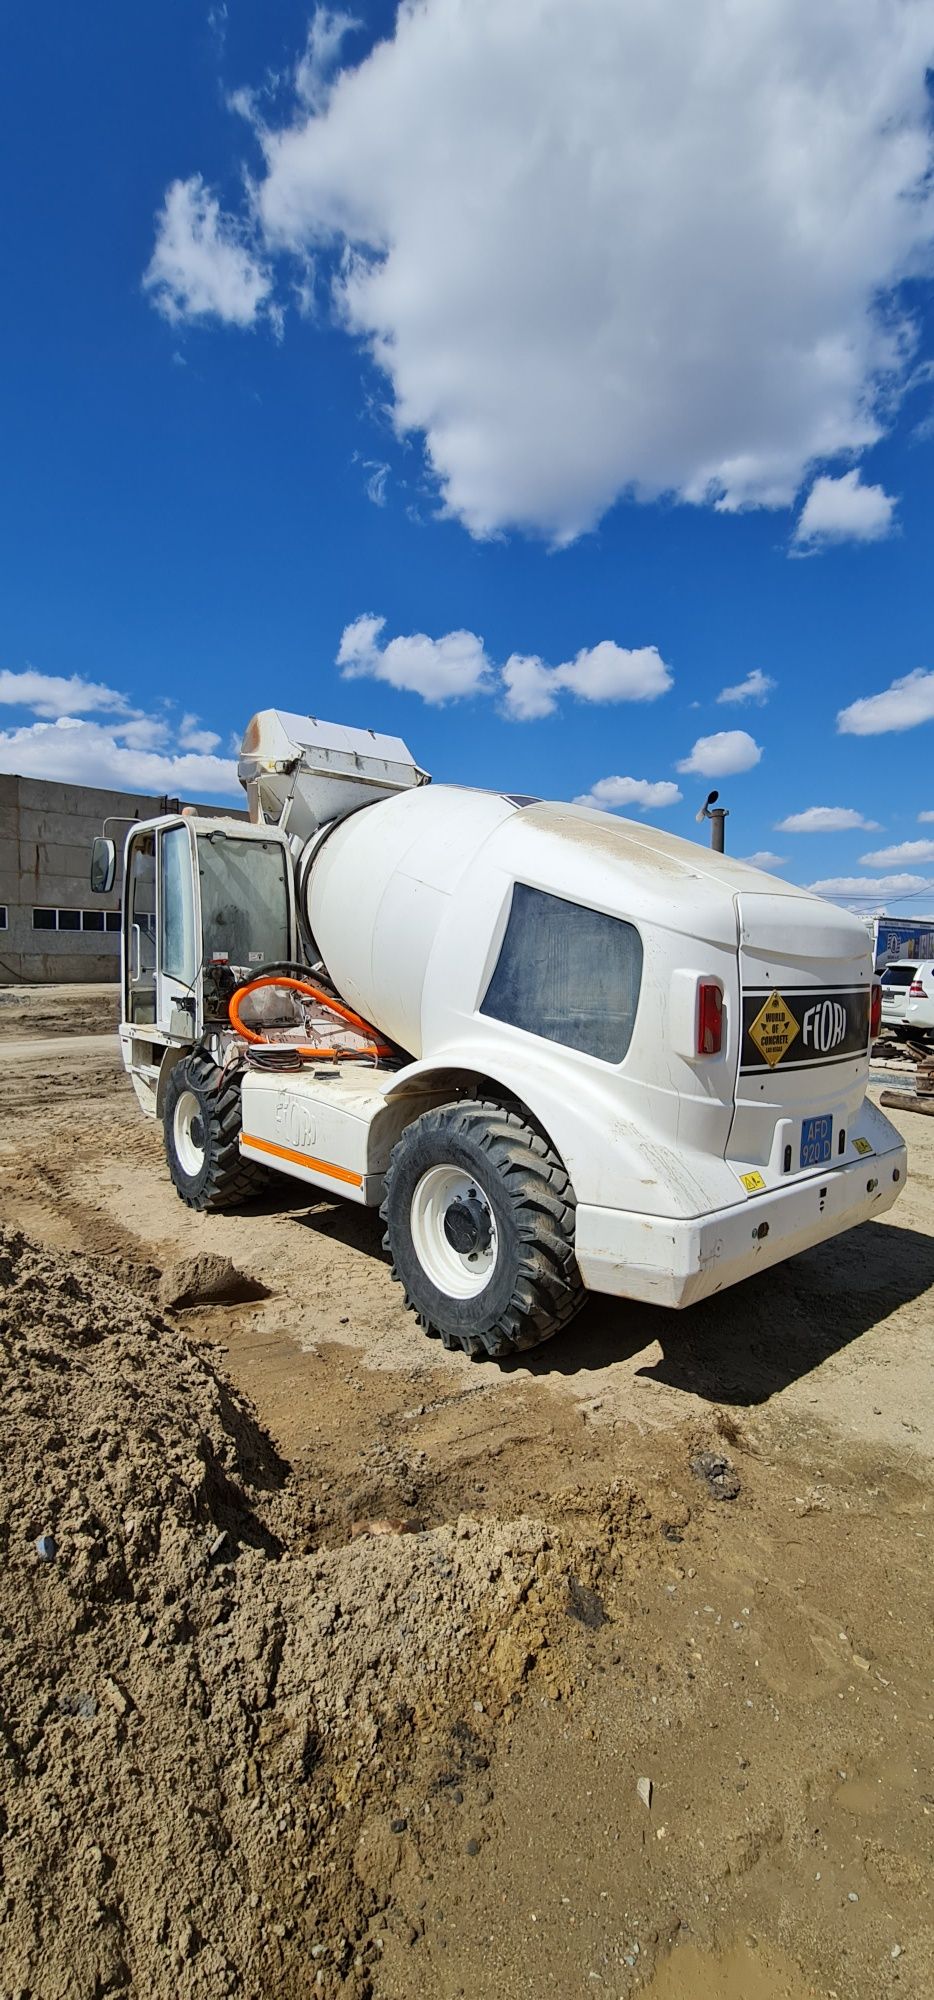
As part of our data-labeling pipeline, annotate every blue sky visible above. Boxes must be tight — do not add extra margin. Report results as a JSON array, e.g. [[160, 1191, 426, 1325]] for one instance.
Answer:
[[3, 0, 934, 911]]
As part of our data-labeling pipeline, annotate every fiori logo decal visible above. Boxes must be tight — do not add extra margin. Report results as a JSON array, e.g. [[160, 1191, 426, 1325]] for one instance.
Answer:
[[802, 999, 847, 1054], [275, 1093, 316, 1153], [742, 987, 866, 1072]]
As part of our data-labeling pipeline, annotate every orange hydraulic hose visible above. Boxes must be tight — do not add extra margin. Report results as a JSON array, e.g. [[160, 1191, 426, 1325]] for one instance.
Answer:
[[228, 975, 393, 1062]]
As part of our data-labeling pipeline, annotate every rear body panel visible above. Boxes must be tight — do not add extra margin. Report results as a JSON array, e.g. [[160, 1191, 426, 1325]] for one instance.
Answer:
[[576, 1100, 905, 1306], [727, 893, 874, 1188]]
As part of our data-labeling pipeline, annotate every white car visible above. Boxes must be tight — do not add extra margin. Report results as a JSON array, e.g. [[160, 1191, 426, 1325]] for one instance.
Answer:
[[904, 960, 934, 1037], [879, 961, 920, 1031]]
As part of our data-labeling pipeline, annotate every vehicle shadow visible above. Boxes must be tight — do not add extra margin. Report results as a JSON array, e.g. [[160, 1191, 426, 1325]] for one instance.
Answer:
[[282, 1194, 385, 1255], [510, 1219, 934, 1406], [265, 1194, 933, 1409]]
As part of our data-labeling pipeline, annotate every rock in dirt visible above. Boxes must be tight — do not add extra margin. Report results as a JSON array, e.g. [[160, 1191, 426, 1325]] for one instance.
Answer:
[[566, 1573, 608, 1629], [690, 1450, 741, 1501], [349, 1515, 419, 1539], [157, 1251, 266, 1310]]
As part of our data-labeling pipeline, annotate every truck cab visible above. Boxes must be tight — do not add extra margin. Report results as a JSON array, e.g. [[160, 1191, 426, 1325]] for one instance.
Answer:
[[118, 814, 296, 1115]]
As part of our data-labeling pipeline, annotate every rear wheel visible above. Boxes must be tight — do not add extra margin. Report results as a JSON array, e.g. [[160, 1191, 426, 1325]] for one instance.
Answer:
[[163, 1051, 264, 1211], [380, 1099, 584, 1359]]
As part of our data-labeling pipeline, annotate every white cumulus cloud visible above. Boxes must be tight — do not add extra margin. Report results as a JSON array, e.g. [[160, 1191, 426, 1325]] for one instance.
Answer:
[[144, 176, 272, 327], [793, 468, 897, 549], [676, 731, 761, 778], [837, 668, 934, 736], [920, 810, 934, 824], [0, 717, 239, 799], [741, 851, 788, 870], [502, 643, 672, 721], [808, 873, 934, 900], [0, 667, 130, 719], [337, 614, 493, 704], [499, 655, 557, 723], [560, 643, 672, 705], [337, 618, 673, 717], [860, 838, 934, 868], [716, 670, 775, 706], [776, 806, 881, 834], [226, 0, 934, 540], [179, 712, 223, 753], [572, 776, 682, 813], [0, 674, 236, 797]]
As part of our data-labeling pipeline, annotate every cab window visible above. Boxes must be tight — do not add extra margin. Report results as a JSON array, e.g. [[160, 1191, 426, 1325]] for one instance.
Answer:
[[161, 825, 197, 984], [197, 833, 291, 969]]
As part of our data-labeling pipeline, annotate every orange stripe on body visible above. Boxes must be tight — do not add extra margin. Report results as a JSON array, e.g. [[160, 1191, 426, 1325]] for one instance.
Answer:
[[240, 1132, 363, 1188]]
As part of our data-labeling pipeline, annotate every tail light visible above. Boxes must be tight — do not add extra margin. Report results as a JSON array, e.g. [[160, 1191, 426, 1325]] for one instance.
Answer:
[[909, 981, 925, 997], [697, 982, 724, 1055], [870, 982, 882, 1037]]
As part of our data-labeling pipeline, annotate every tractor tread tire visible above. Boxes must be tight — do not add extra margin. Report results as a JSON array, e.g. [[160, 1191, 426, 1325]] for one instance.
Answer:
[[163, 1050, 264, 1212], [380, 1098, 585, 1360]]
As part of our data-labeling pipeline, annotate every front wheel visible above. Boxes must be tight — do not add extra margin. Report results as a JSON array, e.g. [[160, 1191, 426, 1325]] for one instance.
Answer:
[[163, 1051, 264, 1211], [380, 1099, 584, 1359]]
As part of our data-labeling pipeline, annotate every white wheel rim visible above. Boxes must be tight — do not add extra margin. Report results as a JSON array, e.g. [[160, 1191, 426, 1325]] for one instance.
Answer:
[[174, 1088, 206, 1177], [409, 1166, 499, 1299]]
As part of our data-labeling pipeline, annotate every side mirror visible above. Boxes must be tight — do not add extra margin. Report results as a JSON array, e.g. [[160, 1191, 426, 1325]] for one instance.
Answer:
[[90, 836, 116, 895]]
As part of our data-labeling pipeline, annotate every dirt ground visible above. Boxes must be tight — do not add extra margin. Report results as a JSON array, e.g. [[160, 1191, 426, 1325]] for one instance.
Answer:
[[1, 984, 932, 2000]]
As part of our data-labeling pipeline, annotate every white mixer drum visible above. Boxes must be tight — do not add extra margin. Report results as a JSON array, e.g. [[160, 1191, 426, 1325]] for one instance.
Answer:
[[304, 786, 517, 1055]]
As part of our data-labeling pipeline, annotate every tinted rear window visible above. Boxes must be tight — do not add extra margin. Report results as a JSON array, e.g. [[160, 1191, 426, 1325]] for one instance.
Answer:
[[882, 965, 916, 987], [480, 883, 642, 1064]]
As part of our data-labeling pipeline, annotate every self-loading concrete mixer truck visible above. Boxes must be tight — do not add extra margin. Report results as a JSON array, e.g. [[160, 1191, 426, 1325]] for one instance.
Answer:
[[90, 710, 906, 1360]]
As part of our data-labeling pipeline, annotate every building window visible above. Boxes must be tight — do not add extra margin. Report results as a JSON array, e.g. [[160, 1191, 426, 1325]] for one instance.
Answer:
[[480, 883, 643, 1065], [0, 905, 6, 931], [31, 906, 121, 934]]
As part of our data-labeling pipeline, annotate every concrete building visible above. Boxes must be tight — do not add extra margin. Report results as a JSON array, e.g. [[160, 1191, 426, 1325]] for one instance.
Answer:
[[0, 774, 240, 983]]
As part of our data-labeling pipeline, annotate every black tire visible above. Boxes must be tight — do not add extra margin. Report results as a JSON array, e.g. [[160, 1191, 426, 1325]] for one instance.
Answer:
[[163, 1050, 264, 1212], [380, 1098, 585, 1359]]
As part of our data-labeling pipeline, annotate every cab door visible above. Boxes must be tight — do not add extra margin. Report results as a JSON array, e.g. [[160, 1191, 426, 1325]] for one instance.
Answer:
[[158, 821, 199, 1036], [123, 830, 157, 1025]]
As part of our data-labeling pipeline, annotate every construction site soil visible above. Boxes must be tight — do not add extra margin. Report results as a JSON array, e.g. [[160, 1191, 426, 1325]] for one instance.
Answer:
[[1, 986, 932, 2000]]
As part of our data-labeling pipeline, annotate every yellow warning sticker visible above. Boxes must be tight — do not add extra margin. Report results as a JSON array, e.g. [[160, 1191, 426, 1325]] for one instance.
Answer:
[[739, 1170, 766, 1193], [748, 990, 800, 1068], [853, 1136, 873, 1156]]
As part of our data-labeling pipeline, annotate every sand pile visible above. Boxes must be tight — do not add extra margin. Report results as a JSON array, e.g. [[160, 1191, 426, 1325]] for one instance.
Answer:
[[0, 1228, 555, 2000]]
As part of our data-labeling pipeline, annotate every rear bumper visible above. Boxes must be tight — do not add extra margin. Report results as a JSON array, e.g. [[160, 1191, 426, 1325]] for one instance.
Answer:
[[575, 1141, 907, 1309]]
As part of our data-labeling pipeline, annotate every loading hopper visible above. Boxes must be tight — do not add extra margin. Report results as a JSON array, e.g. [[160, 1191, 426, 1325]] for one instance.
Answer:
[[238, 709, 429, 843]]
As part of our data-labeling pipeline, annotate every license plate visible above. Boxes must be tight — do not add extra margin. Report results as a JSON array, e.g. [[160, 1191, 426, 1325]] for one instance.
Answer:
[[800, 1114, 833, 1169]]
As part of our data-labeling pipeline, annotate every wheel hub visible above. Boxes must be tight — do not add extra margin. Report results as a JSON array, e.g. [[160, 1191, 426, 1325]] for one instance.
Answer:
[[443, 1193, 493, 1256], [409, 1167, 498, 1299]]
